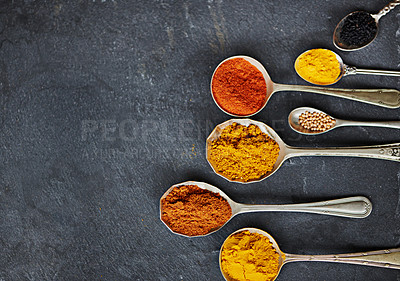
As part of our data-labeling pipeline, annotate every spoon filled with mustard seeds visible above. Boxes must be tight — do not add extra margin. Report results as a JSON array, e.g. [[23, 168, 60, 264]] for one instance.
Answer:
[[289, 107, 400, 135], [160, 181, 372, 237]]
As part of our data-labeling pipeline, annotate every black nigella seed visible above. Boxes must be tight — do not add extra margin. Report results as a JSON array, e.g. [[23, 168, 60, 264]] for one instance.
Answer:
[[338, 11, 377, 47]]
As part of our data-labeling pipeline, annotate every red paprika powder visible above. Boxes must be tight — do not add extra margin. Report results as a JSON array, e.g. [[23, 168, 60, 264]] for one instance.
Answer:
[[211, 58, 267, 116]]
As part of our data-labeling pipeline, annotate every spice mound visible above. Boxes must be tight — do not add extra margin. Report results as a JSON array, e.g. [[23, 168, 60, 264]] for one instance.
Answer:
[[221, 230, 281, 281], [295, 49, 341, 85], [208, 123, 280, 182], [299, 111, 336, 132], [160, 184, 232, 236], [338, 11, 377, 48], [212, 58, 267, 116]]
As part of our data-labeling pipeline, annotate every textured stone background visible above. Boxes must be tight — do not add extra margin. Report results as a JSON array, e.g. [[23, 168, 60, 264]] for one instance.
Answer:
[[0, 0, 399, 280]]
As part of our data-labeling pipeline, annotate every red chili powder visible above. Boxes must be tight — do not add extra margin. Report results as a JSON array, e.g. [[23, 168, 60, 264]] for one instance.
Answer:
[[212, 58, 267, 116]]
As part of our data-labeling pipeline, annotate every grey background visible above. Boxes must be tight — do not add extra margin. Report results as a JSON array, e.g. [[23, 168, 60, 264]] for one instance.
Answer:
[[0, 0, 399, 280]]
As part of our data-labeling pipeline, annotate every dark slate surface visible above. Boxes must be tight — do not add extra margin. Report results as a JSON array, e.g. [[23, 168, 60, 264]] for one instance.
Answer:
[[0, 0, 399, 280]]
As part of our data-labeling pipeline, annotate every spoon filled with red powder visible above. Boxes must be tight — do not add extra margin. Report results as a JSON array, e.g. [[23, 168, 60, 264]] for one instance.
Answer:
[[210, 56, 400, 115], [160, 181, 372, 237]]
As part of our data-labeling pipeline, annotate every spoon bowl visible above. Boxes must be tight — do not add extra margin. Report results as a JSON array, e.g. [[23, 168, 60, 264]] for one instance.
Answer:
[[333, 11, 378, 51], [210, 55, 274, 117], [294, 49, 346, 86], [333, 1, 400, 51], [288, 107, 338, 135], [220, 227, 400, 281], [160, 181, 372, 237], [159, 181, 236, 238], [206, 119, 286, 183], [207, 119, 400, 183], [219, 228, 285, 281]]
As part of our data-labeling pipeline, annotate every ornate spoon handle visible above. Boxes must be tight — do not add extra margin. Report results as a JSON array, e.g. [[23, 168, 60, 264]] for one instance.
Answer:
[[375, 0, 400, 19], [236, 196, 372, 218], [273, 83, 400, 109], [284, 248, 400, 270], [344, 65, 400, 77], [286, 143, 400, 162]]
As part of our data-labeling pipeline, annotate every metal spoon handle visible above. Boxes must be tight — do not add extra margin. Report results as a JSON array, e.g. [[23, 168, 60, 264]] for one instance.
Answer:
[[284, 248, 400, 270], [375, 0, 400, 19], [337, 119, 400, 129], [345, 65, 400, 77], [237, 196, 371, 218], [286, 143, 400, 162], [273, 83, 400, 109]]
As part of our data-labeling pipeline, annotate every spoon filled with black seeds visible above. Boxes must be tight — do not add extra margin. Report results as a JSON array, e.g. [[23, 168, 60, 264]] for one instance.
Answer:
[[333, 1, 400, 51]]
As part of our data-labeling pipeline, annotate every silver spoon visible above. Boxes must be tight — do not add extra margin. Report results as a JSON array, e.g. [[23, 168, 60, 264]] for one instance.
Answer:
[[295, 49, 400, 86], [207, 118, 400, 183], [160, 181, 372, 237], [220, 228, 400, 281], [289, 106, 400, 135], [333, 1, 400, 51], [211, 56, 400, 117]]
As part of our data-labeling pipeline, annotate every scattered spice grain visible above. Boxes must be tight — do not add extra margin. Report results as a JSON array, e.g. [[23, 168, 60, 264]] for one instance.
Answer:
[[208, 123, 280, 182], [212, 58, 267, 116], [160, 184, 232, 237]]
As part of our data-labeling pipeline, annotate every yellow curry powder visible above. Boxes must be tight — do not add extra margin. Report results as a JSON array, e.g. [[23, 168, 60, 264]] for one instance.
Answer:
[[221, 230, 281, 281], [208, 123, 280, 182], [295, 48, 341, 85]]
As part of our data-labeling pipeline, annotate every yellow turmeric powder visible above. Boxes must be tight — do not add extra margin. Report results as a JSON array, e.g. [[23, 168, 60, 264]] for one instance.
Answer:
[[208, 123, 280, 182], [295, 48, 341, 85], [221, 230, 281, 281]]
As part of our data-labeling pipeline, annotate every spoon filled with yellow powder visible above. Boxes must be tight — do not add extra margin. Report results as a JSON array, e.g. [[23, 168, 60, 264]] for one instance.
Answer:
[[295, 48, 400, 85], [220, 228, 400, 281], [207, 119, 400, 183]]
